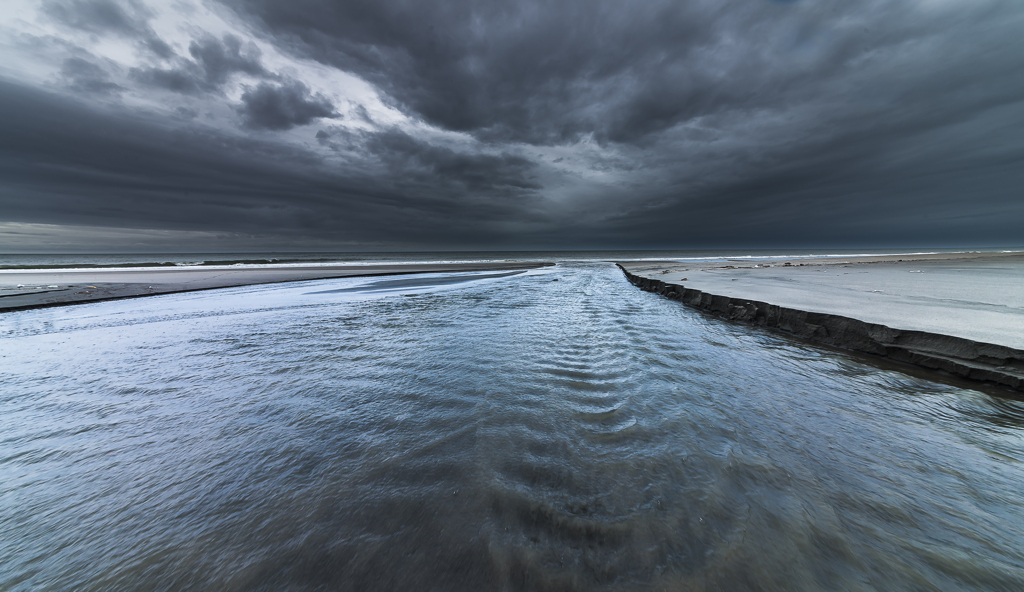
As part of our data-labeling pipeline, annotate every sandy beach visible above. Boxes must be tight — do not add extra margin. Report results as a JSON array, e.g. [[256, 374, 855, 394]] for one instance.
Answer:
[[619, 252, 1024, 391], [0, 261, 554, 313]]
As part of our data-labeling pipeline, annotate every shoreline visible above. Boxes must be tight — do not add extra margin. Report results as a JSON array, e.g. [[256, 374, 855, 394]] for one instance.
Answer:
[[629, 249, 1024, 267], [618, 253, 1024, 393], [0, 261, 554, 313]]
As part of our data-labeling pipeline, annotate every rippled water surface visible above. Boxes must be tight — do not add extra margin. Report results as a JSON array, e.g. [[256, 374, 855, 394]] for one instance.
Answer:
[[3, 263, 1024, 591]]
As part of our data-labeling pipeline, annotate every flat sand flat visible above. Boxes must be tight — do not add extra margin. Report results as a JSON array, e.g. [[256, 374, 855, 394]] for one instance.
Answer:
[[619, 252, 1024, 391], [0, 261, 554, 313]]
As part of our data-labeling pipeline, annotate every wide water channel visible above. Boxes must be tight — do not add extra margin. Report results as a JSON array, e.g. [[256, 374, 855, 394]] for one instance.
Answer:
[[2, 262, 1023, 591]]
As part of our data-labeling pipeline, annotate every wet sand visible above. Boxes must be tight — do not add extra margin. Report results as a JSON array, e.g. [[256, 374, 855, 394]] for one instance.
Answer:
[[619, 252, 1024, 391], [0, 261, 554, 313]]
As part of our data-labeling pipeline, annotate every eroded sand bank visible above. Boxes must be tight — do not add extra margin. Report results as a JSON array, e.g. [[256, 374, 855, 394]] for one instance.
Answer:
[[618, 252, 1024, 391]]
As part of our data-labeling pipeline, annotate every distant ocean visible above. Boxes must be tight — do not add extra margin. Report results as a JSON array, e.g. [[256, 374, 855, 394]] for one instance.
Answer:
[[3, 252, 1024, 590], [1, 246, 1018, 269]]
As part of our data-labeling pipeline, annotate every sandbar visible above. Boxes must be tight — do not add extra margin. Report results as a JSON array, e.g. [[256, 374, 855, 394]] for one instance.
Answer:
[[0, 261, 554, 313], [619, 252, 1024, 391]]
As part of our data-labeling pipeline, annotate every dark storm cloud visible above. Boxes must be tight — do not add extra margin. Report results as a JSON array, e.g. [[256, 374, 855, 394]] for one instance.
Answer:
[[60, 57, 122, 94], [0, 80, 341, 235], [190, 34, 267, 83], [5, 0, 1024, 249], [237, 80, 338, 129], [221, 0, 1024, 155], [223, 0, 709, 144], [218, 0, 833, 144], [131, 34, 268, 94], [129, 66, 202, 94], [363, 129, 540, 193], [593, 97, 1024, 247], [43, 0, 173, 57], [0, 81, 538, 246]]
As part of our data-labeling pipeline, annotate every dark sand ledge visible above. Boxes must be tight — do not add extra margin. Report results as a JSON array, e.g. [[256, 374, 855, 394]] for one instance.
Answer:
[[0, 261, 554, 313], [618, 252, 1024, 392]]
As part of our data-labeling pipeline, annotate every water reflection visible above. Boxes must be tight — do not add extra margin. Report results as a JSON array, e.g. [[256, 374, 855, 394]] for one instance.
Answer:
[[2, 263, 1023, 590]]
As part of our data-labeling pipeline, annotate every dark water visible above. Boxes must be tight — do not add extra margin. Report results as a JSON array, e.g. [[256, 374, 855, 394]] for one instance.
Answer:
[[2, 263, 1023, 591]]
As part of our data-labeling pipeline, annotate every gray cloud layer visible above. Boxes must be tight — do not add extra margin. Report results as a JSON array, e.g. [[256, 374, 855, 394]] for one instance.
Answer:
[[130, 34, 268, 94], [238, 81, 337, 129], [2, 0, 1023, 250], [43, 0, 174, 57]]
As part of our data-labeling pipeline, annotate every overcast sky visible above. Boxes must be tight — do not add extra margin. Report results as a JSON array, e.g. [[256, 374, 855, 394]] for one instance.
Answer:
[[1, 0, 1022, 252]]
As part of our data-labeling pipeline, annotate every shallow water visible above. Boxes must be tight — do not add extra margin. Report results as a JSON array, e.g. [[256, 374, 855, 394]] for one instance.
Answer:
[[2, 263, 1023, 591]]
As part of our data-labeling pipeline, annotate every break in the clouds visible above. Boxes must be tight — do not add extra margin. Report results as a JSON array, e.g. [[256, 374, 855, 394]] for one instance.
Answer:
[[1, 0, 1022, 251]]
